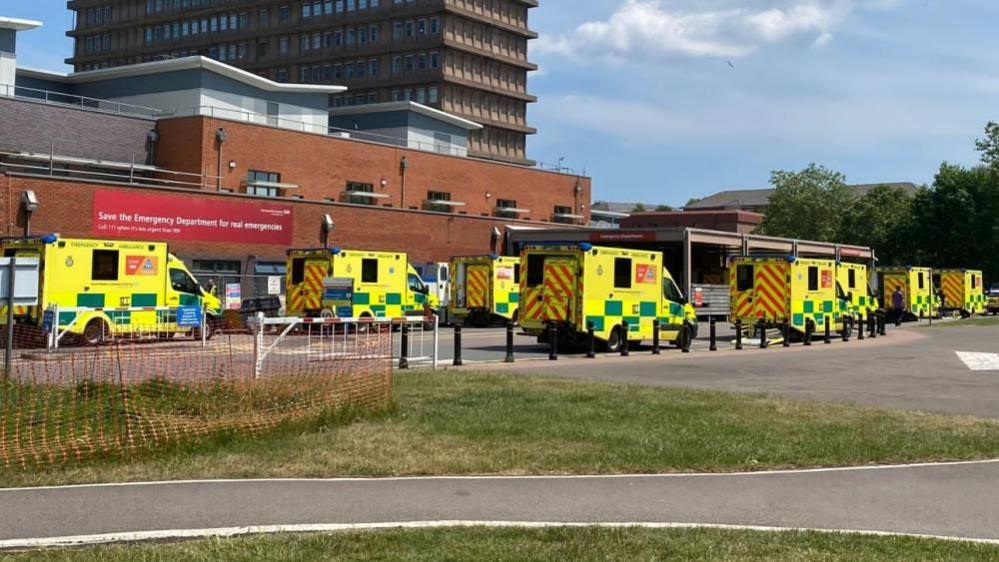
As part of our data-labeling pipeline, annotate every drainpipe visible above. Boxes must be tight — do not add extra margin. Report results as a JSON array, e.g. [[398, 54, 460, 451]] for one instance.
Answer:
[[215, 128, 228, 191], [399, 156, 409, 208]]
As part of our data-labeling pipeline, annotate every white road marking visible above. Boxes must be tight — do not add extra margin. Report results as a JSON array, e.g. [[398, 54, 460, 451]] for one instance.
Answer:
[[2, 520, 998, 551], [955, 351, 999, 371], [4, 458, 998, 492]]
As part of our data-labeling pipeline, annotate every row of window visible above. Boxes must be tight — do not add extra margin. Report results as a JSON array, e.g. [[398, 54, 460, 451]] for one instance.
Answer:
[[83, 34, 112, 54], [296, 25, 380, 53], [298, 58, 379, 83], [144, 13, 249, 45], [301, 0, 381, 18], [84, 5, 113, 27], [145, 0, 225, 15], [243, 173, 576, 222]]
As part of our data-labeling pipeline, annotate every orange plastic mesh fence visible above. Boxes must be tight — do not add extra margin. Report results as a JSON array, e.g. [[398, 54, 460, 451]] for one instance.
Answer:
[[0, 321, 393, 471]]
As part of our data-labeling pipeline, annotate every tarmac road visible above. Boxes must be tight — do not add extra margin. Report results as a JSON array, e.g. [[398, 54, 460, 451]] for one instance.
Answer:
[[488, 323, 999, 419], [2, 461, 999, 547]]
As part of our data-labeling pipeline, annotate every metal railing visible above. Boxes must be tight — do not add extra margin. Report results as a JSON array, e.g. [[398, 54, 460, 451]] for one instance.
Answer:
[[163, 105, 470, 157], [0, 84, 161, 119], [0, 148, 221, 190]]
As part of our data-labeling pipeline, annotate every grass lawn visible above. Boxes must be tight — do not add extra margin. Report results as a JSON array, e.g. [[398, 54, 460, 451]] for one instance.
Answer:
[[921, 315, 999, 328], [2, 371, 999, 487], [5, 527, 999, 561]]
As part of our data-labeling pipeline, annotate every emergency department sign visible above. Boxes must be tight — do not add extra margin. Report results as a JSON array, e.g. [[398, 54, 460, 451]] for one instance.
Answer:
[[93, 190, 294, 245]]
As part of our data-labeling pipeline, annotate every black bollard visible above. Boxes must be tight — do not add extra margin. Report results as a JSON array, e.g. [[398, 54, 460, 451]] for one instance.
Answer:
[[681, 323, 691, 354], [824, 316, 831, 344], [399, 323, 410, 369], [504, 322, 515, 363], [548, 322, 558, 361], [879, 313, 887, 336], [869, 314, 877, 339], [620, 321, 630, 357], [782, 318, 791, 348], [858, 314, 865, 340], [652, 320, 661, 355], [453, 325, 463, 366], [804, 320, 812, 346], [842, 316, 850, 342], [709, 316, 718, 352], [735, 319, 743, 350], [586, 322, 596, 359], [758, 319, 767, 349]]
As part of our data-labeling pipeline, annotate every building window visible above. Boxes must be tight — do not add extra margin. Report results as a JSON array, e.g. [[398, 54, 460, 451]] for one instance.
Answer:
[[553, 205, 578, 224], [496, 199, 518, 218], [246, 170, 282, 197], [345, 181, 375, 205], [425, 190, 453, 213]]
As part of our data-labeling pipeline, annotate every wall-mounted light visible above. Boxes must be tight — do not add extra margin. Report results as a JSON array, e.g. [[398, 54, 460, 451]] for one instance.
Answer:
[[321, 213, 335, 248], [380, 179, 388, 187], [485, 192, 492, 199], [216, 128, 228, 143], [21, 190, 38, 237], [228, 161, 237, 169]]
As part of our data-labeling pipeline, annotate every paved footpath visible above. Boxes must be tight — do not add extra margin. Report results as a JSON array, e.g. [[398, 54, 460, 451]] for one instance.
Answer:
[[488, 325, 999, 418], [3, 461, 999, 548]]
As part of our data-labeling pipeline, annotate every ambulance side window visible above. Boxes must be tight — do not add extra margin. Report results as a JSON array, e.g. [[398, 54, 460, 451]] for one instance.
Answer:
[[169, 269, 198, 294], [92, 250, 119, 281], [362, 259, 378, 283], [918, 272, 925, 290], [848, 269, 856, 289], [514, 264, 521, 284], [408, 273, 425, 293], [808, 267, 819, 291], [972, 275, 978, 290], [663, 278, 683, 302], [736, 265, 754, 291], [614, 258, 632, 289], [290, 259, 305, 285], [526, 255, 546, 286]]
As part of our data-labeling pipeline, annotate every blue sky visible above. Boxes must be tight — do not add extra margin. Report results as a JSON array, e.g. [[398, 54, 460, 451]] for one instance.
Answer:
[[8, 1, 999, 206]]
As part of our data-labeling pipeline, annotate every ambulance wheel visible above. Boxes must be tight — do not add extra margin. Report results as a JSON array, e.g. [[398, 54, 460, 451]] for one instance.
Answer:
[[83, 319, 108, 346], [320, 309, 335, 319], [676, 324, 693, 352], [604, 326, 624, 353]]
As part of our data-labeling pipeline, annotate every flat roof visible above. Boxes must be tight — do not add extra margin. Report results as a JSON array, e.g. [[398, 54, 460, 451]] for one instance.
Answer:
[[0, 16, 42, 31], [24, 56, 346, 95], [330, 100, 483, 131]]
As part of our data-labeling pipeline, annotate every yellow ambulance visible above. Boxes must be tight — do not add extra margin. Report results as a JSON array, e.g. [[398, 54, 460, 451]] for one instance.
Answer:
[[730, 256, 850, 337], [836, 262, 880, 320], [877, 267, 938, 321], [285, 247, 436, 319], [519, 244, 697, 352], [448, 255, 520, 326], [0, 236, 221, 344], [935, 269, 985, 317]]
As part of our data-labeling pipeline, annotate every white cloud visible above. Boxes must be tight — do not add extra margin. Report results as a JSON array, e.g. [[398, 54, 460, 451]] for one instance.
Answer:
[[535, 0, 902, 61]]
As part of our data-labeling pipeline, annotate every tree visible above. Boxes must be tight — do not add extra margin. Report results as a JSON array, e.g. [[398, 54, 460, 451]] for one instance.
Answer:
[[838, 185, 916, 266], [631, 203, 647, 213], [974, 121, 999, 169], [759, 164, 853, 242], [655, 204, 674, 212]]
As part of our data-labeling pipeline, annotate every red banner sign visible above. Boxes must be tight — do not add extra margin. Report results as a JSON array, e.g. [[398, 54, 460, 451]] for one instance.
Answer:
[[93, 190, 294, 245], [589, 231, 657, 243]]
